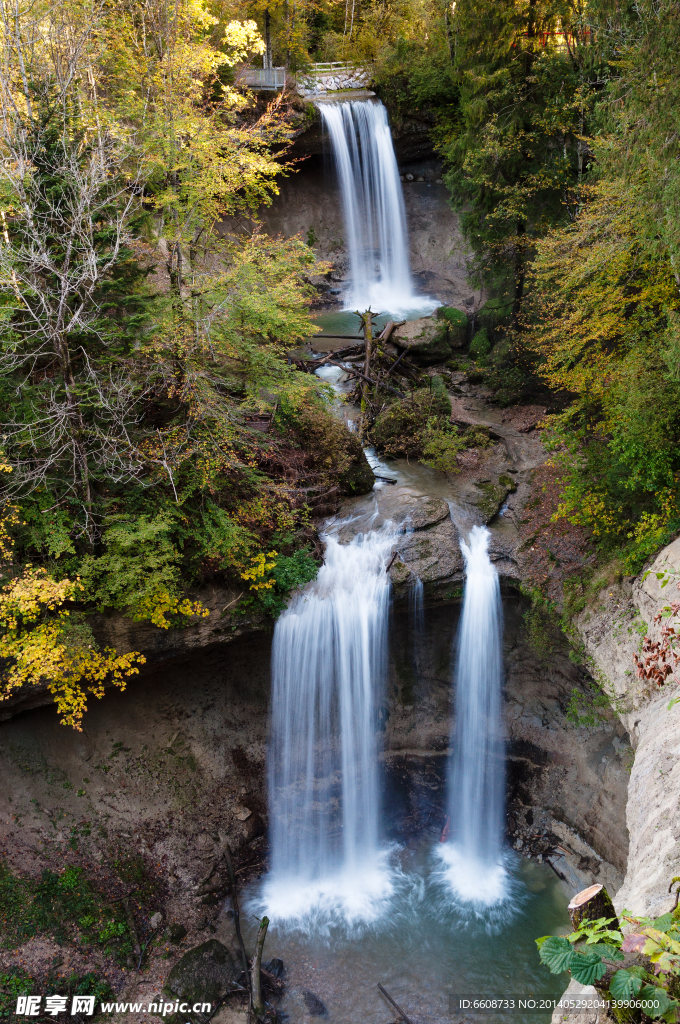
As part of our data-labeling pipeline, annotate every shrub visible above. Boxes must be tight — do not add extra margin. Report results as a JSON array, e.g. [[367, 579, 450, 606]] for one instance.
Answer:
[[372, 383, 451, 458]]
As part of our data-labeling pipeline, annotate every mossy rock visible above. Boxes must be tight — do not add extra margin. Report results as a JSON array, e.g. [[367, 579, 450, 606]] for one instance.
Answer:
[[476, 297, 512, 342], [470, 327, 491, 361], [489, 338, 511, 366], [389, 560, 411, 588], [392, 317, 452, 365], [472, 479, 510, 523], [163, 939, 239, 1005], [498, 473, 517, 493], [436, 306, 469, 348], [339, 432, 375, 495]]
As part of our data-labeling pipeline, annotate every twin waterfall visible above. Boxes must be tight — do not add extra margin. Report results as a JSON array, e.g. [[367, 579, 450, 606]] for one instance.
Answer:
[[317, 100, 421, 312], [266, 522, 507, 920]]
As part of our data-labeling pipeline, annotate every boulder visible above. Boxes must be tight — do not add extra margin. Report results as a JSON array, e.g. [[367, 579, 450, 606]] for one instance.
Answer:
[[392, 317, 452, 365], [302, 990, 327, 1016], [470, 478, 511, 522], [436, 306, 469, 348], [164, 939, 240, 1005], [470, 327, 491, 361]]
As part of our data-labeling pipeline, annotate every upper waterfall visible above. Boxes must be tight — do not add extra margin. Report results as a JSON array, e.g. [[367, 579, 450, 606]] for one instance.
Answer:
[[317, 99, 427, 314]]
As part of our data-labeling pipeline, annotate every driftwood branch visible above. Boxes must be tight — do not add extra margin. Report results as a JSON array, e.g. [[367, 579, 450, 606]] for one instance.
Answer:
[[325, 359, 405, 398], [377, 983, 415, 1024], [377, 319, 405, 342], [251, 916, 270, 1017], [385, 347, 408, 376], [224, 843, 253, 1005], [386, 551, 400, 572]]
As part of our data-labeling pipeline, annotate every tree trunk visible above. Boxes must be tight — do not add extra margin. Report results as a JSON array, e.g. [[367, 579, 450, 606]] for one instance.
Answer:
[[264, 9, 272, 70], [567, 884, 620, 932], [512, 220, 526, 324], [251, 916, 270, 1017], [361, 310, 374, 435]]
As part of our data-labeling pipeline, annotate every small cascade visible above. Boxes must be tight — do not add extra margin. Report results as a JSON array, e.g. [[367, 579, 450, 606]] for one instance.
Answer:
[[409, 576, 424, 633], [438, 525, 507, 906], [318, 99, 424, 313], [264, 522, 397, 924]]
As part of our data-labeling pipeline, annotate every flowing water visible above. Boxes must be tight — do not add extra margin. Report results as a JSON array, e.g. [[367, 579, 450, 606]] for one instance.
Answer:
[[264, 520, 398, 925], [251, 514, 570, 1022], [439, 525, 507, 906], [317, 98, 434, 315]]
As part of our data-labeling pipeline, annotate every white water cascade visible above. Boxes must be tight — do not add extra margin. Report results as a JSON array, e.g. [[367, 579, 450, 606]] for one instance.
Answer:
[[264, 523, 397, 925], [438, 525, 507, 906], [318, 99, 425, 313]]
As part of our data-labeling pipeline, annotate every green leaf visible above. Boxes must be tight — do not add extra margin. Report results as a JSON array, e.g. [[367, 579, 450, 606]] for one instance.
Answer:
[[639, 985, 678, 1021], [570, 953, 607, 987], [609, 970, 643, 1000], [586, 943, 625, 961], [535, 936, 550, 949], [539, 935, 575, 974], [653, 914, 675, 934]]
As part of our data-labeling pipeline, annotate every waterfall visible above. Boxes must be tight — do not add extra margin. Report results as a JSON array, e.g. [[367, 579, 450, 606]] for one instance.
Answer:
[[318, 99, 423, 313], [409, 576, 424, 633], [264, 523, 396, 924], [438, 525, 507, 906]]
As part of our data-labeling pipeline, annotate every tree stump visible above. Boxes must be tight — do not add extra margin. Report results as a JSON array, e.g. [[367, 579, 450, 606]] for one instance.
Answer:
[[568, 883, 620, 932]]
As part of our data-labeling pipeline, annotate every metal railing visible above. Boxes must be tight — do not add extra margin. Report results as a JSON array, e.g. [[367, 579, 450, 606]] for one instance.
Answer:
[[238, 67, 286, 91], [307, 61, 360, 73]]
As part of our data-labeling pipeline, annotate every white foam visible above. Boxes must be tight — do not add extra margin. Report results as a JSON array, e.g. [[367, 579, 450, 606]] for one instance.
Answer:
[[435, 843, 508, 907], [258, 850, 395, 932]]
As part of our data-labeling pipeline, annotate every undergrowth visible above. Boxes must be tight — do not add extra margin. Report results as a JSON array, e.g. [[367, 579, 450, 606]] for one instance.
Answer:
[[0, 860, 153, 967]]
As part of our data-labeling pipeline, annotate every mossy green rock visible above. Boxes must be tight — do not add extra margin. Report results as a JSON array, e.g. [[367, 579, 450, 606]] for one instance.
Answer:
[[392, 317, 452, 365], [163, 939, 239, 1004], [476, 297, 512, 341], [470, 327, 491, 361], [437, 306, 469, 348], [472, 479, 510, 523], [339, 433, 375, 495]]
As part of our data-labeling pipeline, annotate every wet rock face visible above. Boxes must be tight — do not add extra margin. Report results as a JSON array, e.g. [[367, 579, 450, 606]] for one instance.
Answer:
[[220, 157, 482, 311], [574, 537, 680, 918], [382, 598, 629, 894]]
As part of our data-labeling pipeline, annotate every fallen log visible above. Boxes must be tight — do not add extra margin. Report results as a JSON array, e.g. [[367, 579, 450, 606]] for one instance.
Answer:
[[377, 319, 405, 342]]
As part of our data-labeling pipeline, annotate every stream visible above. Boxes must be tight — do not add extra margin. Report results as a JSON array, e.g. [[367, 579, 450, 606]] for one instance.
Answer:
[[241, 93, 570, 1024]]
